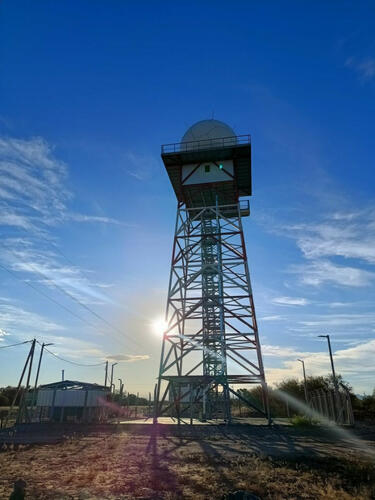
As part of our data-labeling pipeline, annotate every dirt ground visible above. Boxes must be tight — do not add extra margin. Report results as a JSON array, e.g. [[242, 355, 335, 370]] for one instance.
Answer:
[[0, 422, 374, 499]]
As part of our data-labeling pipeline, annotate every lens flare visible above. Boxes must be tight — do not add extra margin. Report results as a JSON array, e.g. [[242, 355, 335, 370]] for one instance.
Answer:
[[151, 317, 167, 336]]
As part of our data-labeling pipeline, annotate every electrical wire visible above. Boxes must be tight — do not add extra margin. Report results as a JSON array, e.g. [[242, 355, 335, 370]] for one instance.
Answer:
[[39, 342, 107, 367], [1, 244, 144, 351], [0, 340, 32, 349], [0, 261, 100, 329]]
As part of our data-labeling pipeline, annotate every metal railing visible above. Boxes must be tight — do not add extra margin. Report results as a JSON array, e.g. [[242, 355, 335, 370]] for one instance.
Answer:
[[161, 134, 251, 154]]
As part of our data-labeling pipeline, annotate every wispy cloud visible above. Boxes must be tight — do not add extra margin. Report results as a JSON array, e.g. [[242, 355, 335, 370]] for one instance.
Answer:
[[259, 315, 284, 321], [0, 239, 113, 305], [345, 56, 375, 82], [68, 213, 128, 226], [291, 259, 375, 287], [277, 208, 375, 287], [298, 311, 375, 328], [107, 354, 150, 362], [0, 302, 64, 336], [262, 344, 308, 358], [272, 296, 309, 306], [0, 328, 9, 339], [0, 135, 126, 230], [0, 135, 125, 306], [290, 216, 375, 264], [124, 152, 159, 181]]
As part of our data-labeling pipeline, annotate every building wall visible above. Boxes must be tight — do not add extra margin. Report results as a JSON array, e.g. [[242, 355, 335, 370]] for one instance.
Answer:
[[37, 389, 108, 408], [182, 160, 234, 186]]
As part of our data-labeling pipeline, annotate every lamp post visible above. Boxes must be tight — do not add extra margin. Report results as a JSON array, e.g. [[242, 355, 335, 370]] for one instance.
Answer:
[[118, 378, 124, 396], [104, 361, 108, 387], [297, 358, 308, 404], [110, 362, 118, 392]]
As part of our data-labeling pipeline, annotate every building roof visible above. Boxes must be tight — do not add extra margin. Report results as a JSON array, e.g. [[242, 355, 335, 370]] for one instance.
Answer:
[[39, 380, 108, 391]]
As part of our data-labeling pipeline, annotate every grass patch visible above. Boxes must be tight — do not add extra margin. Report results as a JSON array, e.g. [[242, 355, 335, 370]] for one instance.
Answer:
[[0, 427, 373, 499]]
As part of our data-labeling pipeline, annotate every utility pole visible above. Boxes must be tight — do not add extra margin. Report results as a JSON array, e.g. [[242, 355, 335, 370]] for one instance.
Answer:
[[32, 342, 54, 408], [5, 340, 34, 426], [318, 335, 338, 392], [110, 362, 118, 392], [318, 334, 340, 422], [297, 359, 308, 404], [17, 338, 36, 423], [104, 361, 108, 387], [61, 369, 64, 381]]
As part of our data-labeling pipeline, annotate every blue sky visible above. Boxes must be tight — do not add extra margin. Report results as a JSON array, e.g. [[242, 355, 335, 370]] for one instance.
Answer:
[[0, 1, 374, 395]]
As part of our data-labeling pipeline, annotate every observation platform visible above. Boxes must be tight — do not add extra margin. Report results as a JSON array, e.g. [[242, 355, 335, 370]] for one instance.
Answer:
[[161, 135, 252, 214]]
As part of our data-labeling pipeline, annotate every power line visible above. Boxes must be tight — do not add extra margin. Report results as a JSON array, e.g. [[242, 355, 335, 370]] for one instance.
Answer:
[[1, 244, 144, 351], [0, 261, 100, 329], [39, 342, 107, 367], [0, 340, 32, 349]]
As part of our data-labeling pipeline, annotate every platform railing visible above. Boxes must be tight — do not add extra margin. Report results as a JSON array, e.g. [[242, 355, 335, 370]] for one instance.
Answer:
[[184, 200, 250, 217], [161, 134, 251, 154]]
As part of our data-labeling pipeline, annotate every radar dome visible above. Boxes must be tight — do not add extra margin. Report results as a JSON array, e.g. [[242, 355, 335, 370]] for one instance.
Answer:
[[181, 119, 236, 144]]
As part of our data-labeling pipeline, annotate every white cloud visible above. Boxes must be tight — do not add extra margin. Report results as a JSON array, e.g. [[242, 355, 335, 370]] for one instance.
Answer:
[[345, 56, 375, 82], [68, 213, 127, 226], [285, 213, 375, 264], [0, 240, 113, 306], [298, 311, 375, 328], [274, 209, 375, 288], [297, 224, 375, 263], [0, 328, 9, 337], [107, 354, 150, 362], [272, 296, 309, 306], [328, 302, 353, 308], [0, 302, 64, 335], [0, 135, 126, 230], [262, 344, 308, 358], [0, 135, 123, 306], [259, 315, 284, 321], [265, 339, 375, 393], [291, 259, 375, 287], [124, 152, 159, 181]]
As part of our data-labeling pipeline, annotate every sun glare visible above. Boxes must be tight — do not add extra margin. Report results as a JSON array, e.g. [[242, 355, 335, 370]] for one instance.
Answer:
[[152, 317, 168, 336]]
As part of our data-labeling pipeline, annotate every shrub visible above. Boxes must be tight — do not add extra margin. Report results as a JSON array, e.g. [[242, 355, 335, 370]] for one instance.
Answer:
[[290, 415, 315, 427]]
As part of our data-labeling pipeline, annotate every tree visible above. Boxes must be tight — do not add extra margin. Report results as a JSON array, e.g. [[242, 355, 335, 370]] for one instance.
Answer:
[[0, 394, 8, 406], [233, 374, 356, 418], [0, 386, 20, 406]]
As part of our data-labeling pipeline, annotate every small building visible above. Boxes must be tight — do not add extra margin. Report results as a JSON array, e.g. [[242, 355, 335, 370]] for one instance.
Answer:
[[36, 380, 110, 423]]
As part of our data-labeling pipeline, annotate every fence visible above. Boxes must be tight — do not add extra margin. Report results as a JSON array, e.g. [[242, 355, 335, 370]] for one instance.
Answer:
[[309, 386, 354, 425]]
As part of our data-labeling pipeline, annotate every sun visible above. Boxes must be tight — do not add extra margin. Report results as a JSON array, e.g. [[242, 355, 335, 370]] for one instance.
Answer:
[[151, 317, 168, 337]]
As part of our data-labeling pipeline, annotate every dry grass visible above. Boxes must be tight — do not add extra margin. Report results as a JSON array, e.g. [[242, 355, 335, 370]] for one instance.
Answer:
[[0, 429, 374, 499]]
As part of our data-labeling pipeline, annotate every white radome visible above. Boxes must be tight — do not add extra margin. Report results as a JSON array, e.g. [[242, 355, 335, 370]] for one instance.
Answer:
[[181, 119, 237, 145]]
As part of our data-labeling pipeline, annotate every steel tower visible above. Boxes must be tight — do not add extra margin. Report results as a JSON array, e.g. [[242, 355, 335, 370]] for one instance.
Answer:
[[154, 120, 269, 424]]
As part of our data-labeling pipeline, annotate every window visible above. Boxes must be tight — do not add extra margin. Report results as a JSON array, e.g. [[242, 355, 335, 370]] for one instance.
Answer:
[[204, 164, 210, 173]]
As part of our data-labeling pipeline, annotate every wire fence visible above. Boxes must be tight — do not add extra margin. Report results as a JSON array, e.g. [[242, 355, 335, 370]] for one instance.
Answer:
[[309, 387, 354, 425]]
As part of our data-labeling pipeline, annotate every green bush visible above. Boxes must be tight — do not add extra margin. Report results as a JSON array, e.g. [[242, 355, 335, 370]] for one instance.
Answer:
[[290, 415, 315, 427]]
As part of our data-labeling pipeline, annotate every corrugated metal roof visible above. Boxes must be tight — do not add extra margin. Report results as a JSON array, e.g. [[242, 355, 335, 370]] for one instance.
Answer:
[[39, 380, 108, 391]]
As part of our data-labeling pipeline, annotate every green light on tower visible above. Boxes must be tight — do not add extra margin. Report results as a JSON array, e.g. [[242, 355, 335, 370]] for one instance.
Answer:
[[219, 163, 223, 169]]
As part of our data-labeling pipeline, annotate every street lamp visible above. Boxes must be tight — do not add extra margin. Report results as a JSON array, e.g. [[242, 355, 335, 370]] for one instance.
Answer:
[[110, 362, 118, 393], [297, 359, 308, 404], [118, 378, 124, 396]]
